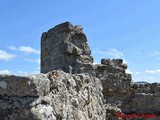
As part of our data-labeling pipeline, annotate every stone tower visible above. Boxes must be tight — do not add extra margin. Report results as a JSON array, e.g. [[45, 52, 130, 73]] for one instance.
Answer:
[[41, 22, 95, 75]]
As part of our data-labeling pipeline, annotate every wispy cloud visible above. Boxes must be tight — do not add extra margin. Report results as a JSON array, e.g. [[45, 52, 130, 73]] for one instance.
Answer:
[[148, 50, 160, 58], [126, 69, 132, 74], [0, 50, 16, 61], [8, 45, 40, 54], [15, 70, 40, 75], [107, 48, 123, 58], [17, 70, 39, 75], [0, 69, 12, 74], [19, 46, 40, 54], [18, 70, 24, 74], [126, 70, 141, 76], [145, 69, 160, 74], [17, 70, 28, 74], [123, 59, 128, 64], [8, 45, 17, 50], [134, 71, 141, 75], [24, 58, 40, 64], [132, 70, 159, 83], [134, 75, 156, 83], [93, 48, 123, 58]]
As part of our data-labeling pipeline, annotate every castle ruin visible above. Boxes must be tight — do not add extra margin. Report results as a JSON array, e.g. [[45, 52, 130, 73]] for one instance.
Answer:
[[0, 22, 159, 120]]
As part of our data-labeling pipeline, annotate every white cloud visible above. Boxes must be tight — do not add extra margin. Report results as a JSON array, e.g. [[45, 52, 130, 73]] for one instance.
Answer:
[[145, 69, 160, 74], [93, 48, 123, 58], [107, 48, 123, 58], [126, 70, 141, 75], [19, 46, 40, 54], [0, 50, 16, 61], [17, 70, 28, 75], [16, 70, 39, 75], [31, 71, 40, 74], [24, 58, 40, 64], [15, 70, 40, 75], [132, 71, 159, 83], [126, 69, 132, 74], [0, 69, 11, 74], [8, 45, 17, 50], [134, 71, 141, 75], [149, 50, 160, 58], [8, 45, 40, 54], [133, 74, 159, 83], [123, 59, 127, 64]]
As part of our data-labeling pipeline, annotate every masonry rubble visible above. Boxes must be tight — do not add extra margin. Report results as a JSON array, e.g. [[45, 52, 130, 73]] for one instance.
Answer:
[[0, 71, 106, 120], [0, 22, 159, 120], [41, 22, 95, 76]]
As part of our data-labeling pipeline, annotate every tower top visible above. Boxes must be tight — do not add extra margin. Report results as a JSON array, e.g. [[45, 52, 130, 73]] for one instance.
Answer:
[[41, 22, 95, 75]]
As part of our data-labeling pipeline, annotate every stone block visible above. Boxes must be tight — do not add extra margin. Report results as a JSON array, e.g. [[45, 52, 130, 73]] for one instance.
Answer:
[[0, 74, 50, 97]]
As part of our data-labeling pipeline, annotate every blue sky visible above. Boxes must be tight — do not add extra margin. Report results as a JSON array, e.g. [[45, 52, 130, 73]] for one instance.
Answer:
[[0, 0, 160, 83]]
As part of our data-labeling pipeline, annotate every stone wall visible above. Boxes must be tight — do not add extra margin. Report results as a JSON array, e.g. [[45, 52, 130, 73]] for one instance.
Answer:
[[129, 83, 160, 114], [94, 58, 160, 116], [40, 22, 160, 119], [95, 59, 132, 100], [0, 22, 159, 120], [41, 22, 95, 76], [0, 70, 106, 120]]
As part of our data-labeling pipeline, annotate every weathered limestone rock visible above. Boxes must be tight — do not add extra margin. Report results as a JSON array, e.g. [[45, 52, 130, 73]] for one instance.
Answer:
[[0, 74, 50, 97], [95, 59, 132, 100], [41, 22, 160, 119], [124, 83, 160, 114], [0, 22, 160, 120], [0, 70, 106, 120], [41, 22, 95, 76], [95, 58, 160, 119]]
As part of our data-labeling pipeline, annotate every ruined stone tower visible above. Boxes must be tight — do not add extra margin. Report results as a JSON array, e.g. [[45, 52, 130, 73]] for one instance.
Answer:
[[41, 22, 95, 75], [0, 22, 159, 120]]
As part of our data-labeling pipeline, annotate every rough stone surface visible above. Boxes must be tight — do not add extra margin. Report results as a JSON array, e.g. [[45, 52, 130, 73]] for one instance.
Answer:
[[95, 58, 160, 119], [95, 59, 132, 100], [127, 83, 160, 114], [0, 74, 50, 97], [41, 22, 95, 76], [0, 70, 106, 120], [0, 22, 160, 120]]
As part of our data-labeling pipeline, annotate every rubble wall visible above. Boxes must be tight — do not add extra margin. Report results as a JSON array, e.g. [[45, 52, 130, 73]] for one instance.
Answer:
[[0, 22, 159, 120], [41, 22, 160, 119], [0, 71, 106, 120]]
